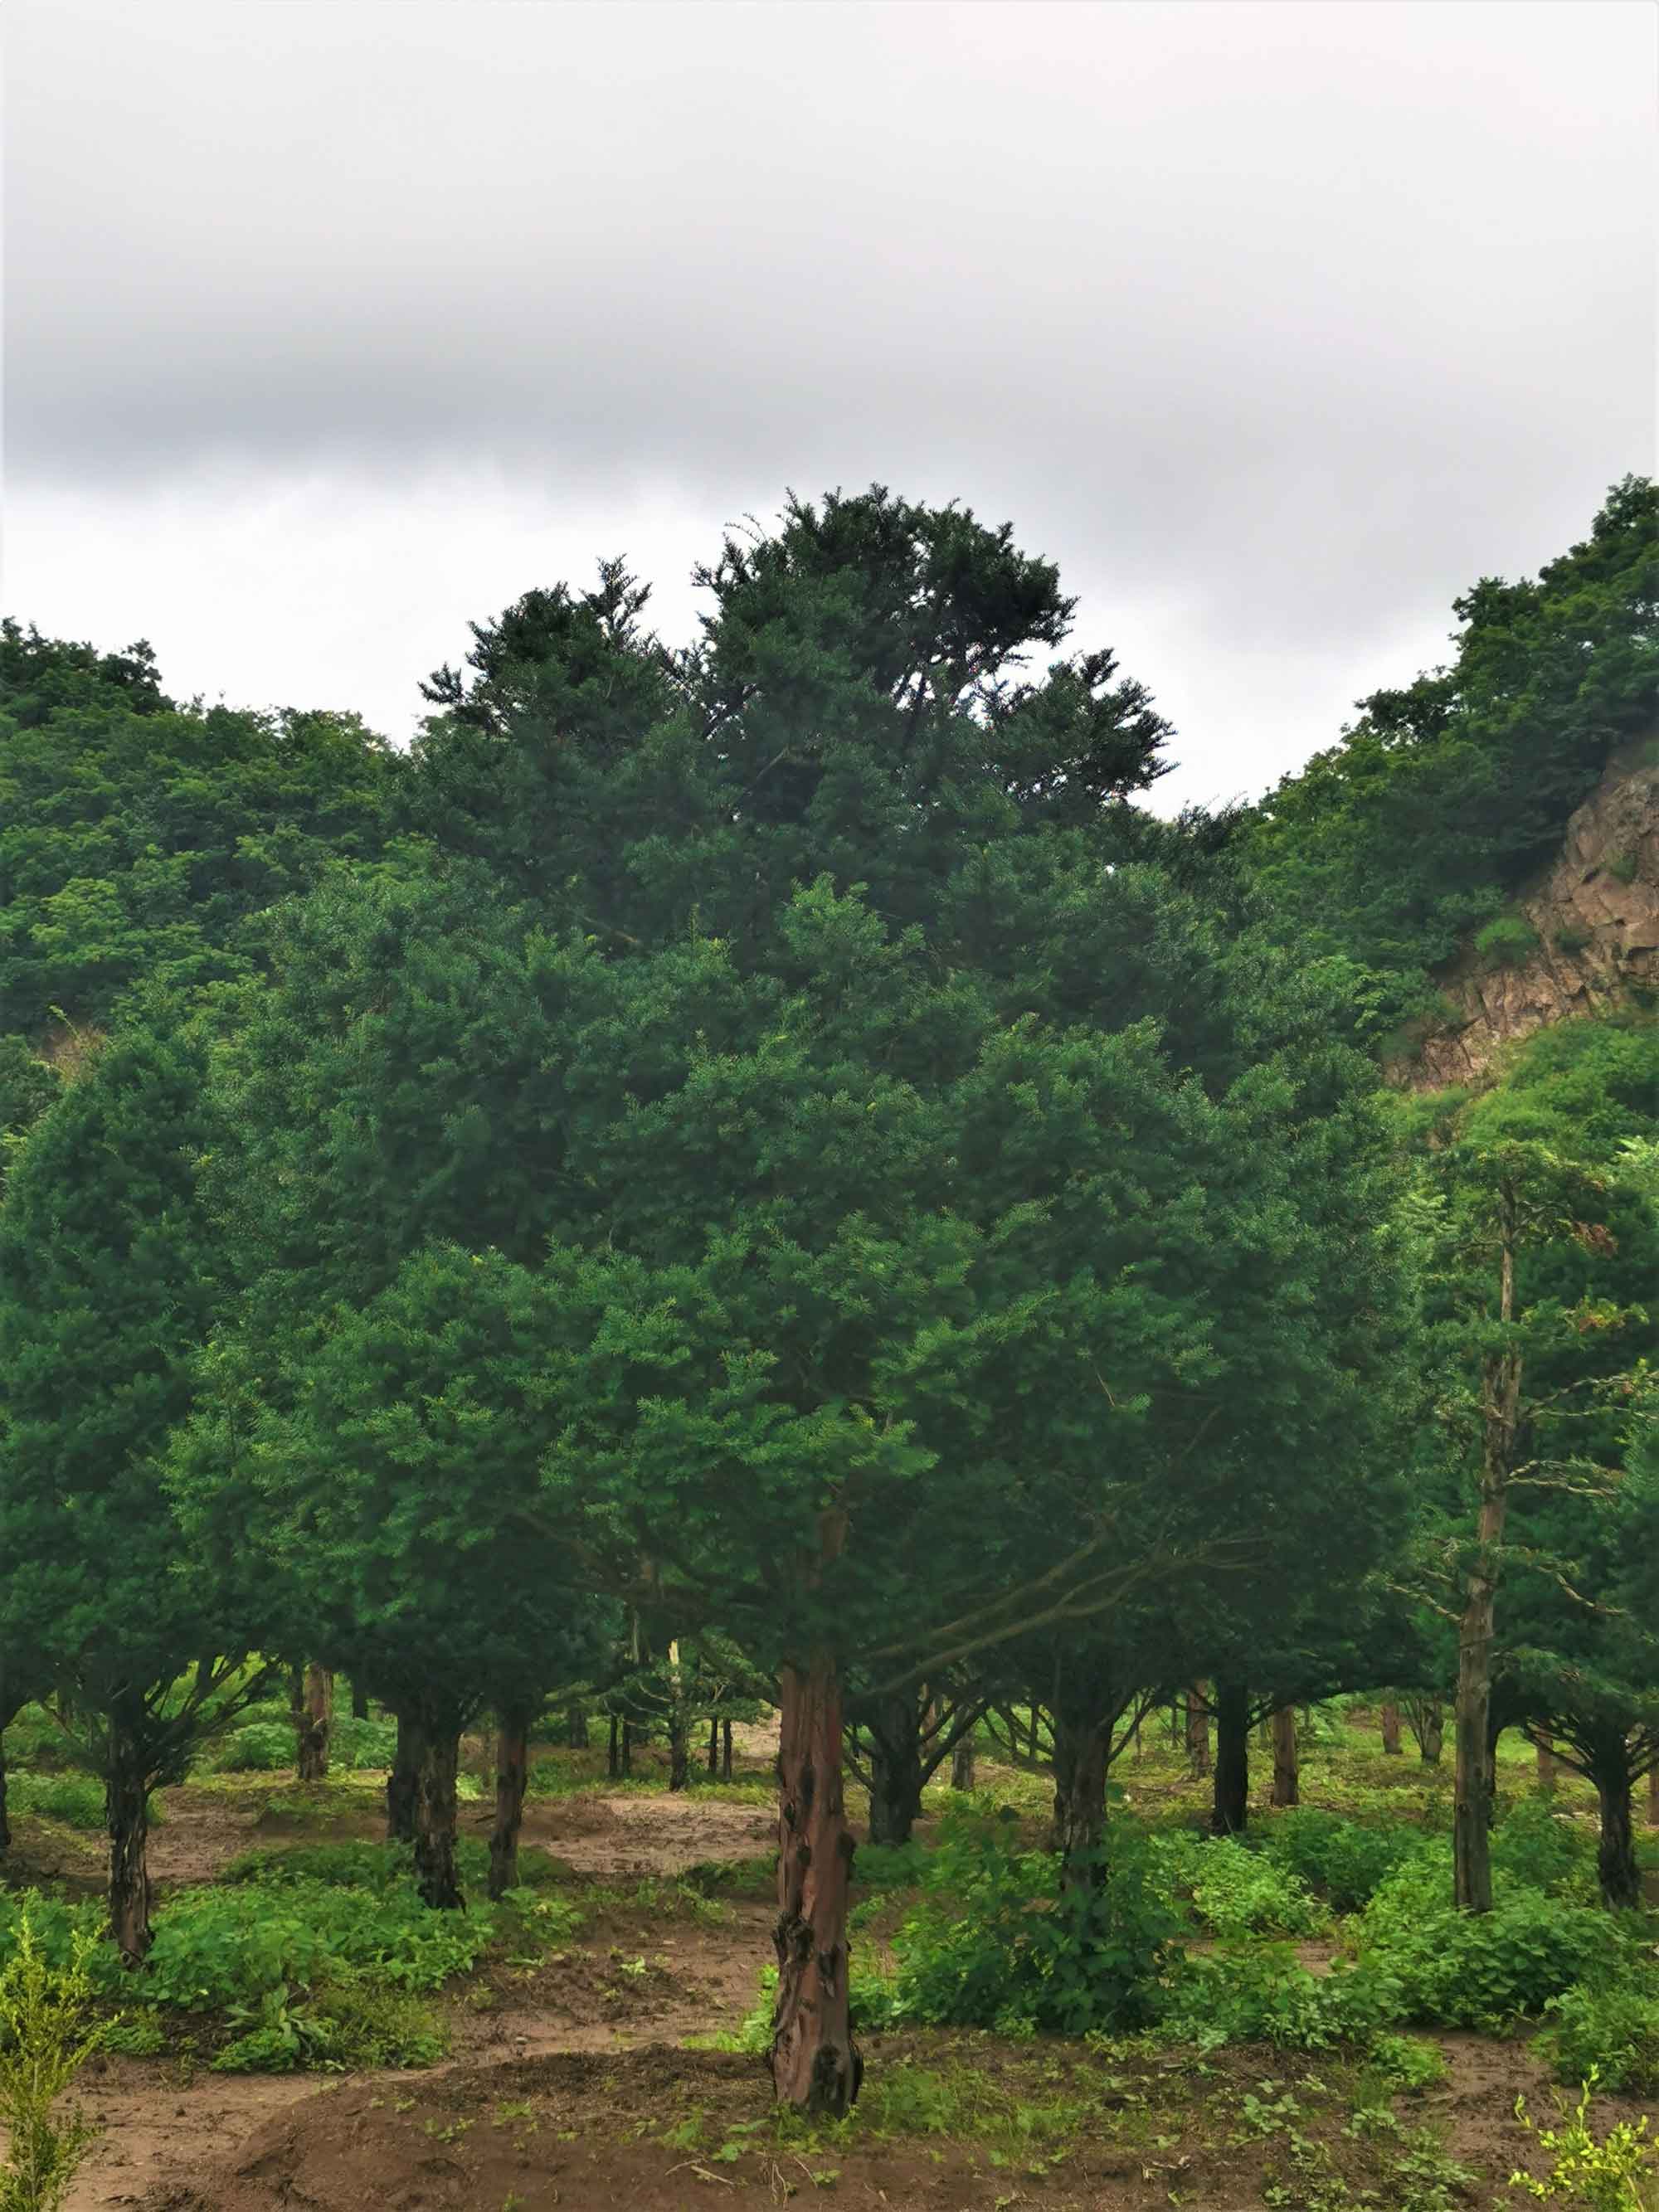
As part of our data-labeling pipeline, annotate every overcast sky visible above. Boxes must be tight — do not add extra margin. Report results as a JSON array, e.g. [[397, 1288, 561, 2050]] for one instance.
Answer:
[[5, 0, 1653, 809]]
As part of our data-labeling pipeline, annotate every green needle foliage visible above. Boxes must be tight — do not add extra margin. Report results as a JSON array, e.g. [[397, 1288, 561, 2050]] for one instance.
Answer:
[[0, 1912, 105, 2212]]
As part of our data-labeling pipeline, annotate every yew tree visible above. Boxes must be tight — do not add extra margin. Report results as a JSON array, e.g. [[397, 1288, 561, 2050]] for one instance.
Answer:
[[0, 1012, 272, 1952]]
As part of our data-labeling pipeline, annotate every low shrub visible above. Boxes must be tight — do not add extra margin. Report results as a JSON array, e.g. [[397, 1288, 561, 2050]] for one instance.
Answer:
[[209, 1721, 295, 1773], [212, 1974, 448, 2073], [1491, 1800, 1598, 1903], [328, 1716, 398, 1769], [1540, 1979, 1659, 2098], [1150, 1830, 1326, 1938], [1357, 1868, 1631, 2030], [4, 1773, 111, 1834], [0, 1910, 106, 2212], [225, 1837, 558, 1897], [1258, 1809, 1427, 1913], [854, 1842, 929, 1892], [1510, 2071, 1657, 2210], [885, 1810, 1182, 2036], [1161, 1943, 1406, 2053], [1476, 914, 1543, 968]]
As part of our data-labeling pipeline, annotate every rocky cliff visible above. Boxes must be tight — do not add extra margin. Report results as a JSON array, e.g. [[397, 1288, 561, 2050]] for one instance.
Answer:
[[1400, 741, 1659, 1091]]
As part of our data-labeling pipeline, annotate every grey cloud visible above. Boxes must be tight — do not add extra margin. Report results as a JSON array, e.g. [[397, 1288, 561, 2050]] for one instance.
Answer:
[[4, 0, 1652, 804]]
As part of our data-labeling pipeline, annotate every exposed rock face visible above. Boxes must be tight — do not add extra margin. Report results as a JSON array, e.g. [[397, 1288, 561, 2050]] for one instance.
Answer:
[[1399, 741, 1659, 1091]]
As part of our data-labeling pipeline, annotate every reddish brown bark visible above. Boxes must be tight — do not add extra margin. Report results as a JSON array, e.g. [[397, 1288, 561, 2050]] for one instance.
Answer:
[[1271, 1708, 1299, 1807], [771, 1655, 859, 2115], [1379, 1701, 1402, 1755]]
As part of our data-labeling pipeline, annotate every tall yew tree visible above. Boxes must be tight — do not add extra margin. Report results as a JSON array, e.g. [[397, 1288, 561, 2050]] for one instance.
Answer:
[[0, 1013, 270, 1952]]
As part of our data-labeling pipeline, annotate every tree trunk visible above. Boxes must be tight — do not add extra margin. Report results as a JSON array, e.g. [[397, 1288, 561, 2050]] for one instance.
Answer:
[[1418, 1701, 1445, 1764], [771, 1655, 859, 2115], [865, 1694, 925, 1847], [106, 1714, 153, 1958], [387, 1710, 421, 1844], [1049, 1709, 1108, 1883], [413, 1722, 464, 1909], [567, 1703, 589, 1750], [351, 1680, 370, 1722], [1379, 1701, 1402, 1755], [1270, 1707, 1299, 1808], [708, 1718, 721, 1775], [1210, 1680, 1249, 1835], [722, 1718, 733, 1782], [1534, 1734, 1559, 1791], [294, 1664, 331, 1782], [620, 1719, 634, 1778], [1596, 1769, 1641, 1910], [1186, 1685, 1211, 1777], [488, 1712, 529, 1901], [1648, 1762, 1659, 1830], [607, 1712, 620, 1778], [951, 1729, 977, 1792], [666, 1641, 690, 1792]]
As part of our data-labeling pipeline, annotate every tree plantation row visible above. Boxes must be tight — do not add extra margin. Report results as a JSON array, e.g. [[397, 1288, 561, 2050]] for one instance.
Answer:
[[0, 482, 1656, 2117]]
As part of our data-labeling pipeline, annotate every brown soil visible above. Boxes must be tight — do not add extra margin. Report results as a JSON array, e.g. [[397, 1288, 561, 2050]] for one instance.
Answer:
[[7, 1753, 1652, 2212]]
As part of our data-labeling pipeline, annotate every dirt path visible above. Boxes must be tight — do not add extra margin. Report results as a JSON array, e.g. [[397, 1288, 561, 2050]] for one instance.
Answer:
[[53, 1781, 779, 2210]]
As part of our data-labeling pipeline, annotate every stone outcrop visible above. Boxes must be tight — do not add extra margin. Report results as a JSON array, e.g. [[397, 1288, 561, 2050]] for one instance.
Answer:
[[1399, 741, 1659, 1091]]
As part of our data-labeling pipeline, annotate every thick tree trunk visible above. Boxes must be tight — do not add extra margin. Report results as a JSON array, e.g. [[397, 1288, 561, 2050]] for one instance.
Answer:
[[106, 1715, 153, 1959], [413, 1723, 464, 1909], [488, 1712, 529, 1901], [951, 1729, 977, 1792], [722, 1718, 733, 1782], [294, 1664, 331, 1782], [771, 1655, 859, 2115], [865, 1694, 925, 1847], [1210, 1680, 1249, 1835], [1185, 1685, 1211, 1777], [1049, 1709, 1108, 1883], [1418, 1701, 1445, 1764], [387, 1710, 421, 1844], [1379, 1701, 1402, 1755], [1270, 1707, 1299, 1808], [1596, 1771, 1641, 1910]]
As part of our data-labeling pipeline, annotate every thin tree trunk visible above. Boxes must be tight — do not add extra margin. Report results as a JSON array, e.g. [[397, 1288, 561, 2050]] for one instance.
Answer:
[[1211, 1680, 1249, 1835], [722, 1718, 733, 1782], [951, 1728, 976, 1791], [488, 1711, 529, 1902], [667, 1642, 690, 1792], [1380, 1701, 1402, 1755], [607, 1713, 620, 1778], [708, 1718, 721, 1775], [1186, 1685, 1211, 1777], [1418, 1701, 1445, 1764], [865, 1694, 925, 1846], [1534, 1733, 1559, 1791], [387, 1710, 421, 1845], [413, 1722, 464, 1910], [1453, 1189, 1520, 1915], [294, 1664, 331, 1782], [1271, 1707, 1299, 1808], [620, 1718, 633, 1778], [567, 1703, 589, 1750], [106, 1711, 153, 1958], [1648, 1762, 1659, 1830], [771, 1654, 859, 2115], [1596, 1769, 1641, 1910]]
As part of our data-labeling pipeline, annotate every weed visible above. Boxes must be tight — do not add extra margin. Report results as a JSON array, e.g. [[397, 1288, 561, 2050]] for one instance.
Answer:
[[0, 1912, 106, 2212], [1510, 2071, 1657, 2209]]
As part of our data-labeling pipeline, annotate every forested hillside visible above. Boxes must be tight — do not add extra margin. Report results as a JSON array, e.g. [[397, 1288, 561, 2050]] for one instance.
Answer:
[[1, 486, 1655, 2210]]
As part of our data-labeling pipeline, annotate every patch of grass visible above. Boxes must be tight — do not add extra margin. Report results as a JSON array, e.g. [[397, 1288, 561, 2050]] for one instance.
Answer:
[[4, 1773, 114, 1834], [578, 1875, 731, 1927]]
